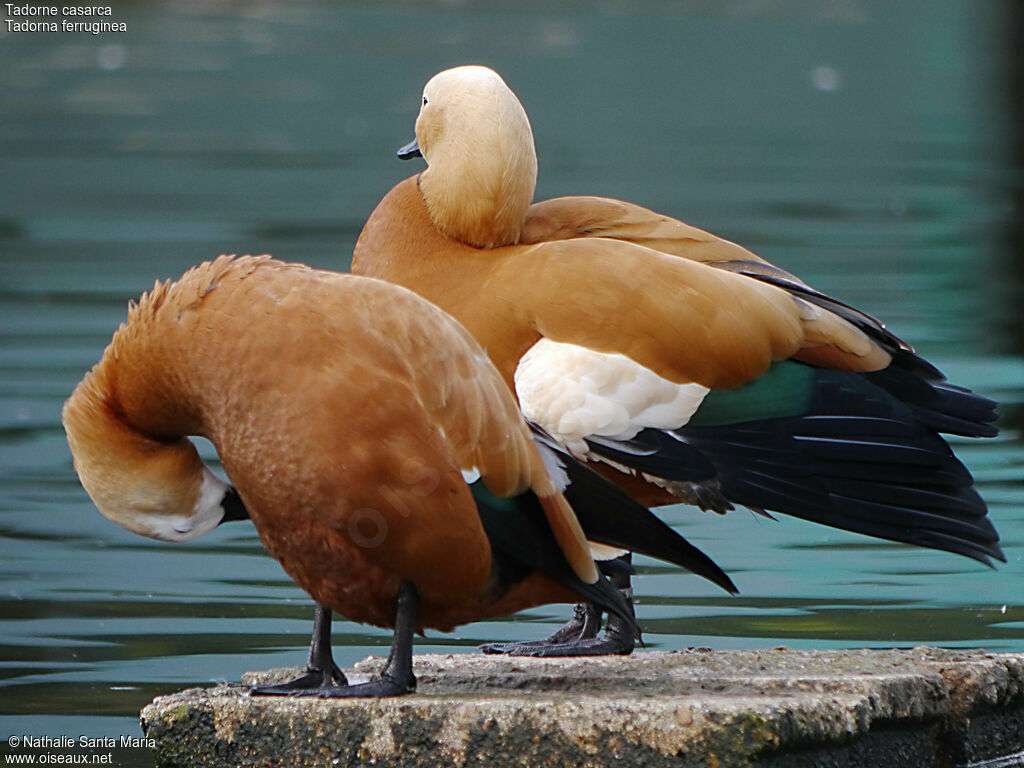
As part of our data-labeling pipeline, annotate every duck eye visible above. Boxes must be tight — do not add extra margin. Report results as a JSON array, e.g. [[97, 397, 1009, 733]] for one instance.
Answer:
[[422, 96, 428, 106]]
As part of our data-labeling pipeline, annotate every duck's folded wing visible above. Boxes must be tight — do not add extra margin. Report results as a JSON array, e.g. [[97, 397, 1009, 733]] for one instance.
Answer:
[[382, 293, 601, 585], [522, 195, 770, 267], [498, 238, 892, 390], [383, 293, 538, 496], [522, 195, 926, 374]]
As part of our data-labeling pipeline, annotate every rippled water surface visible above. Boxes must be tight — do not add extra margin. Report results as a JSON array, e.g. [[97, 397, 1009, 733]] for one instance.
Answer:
[[1, 2, 1022, 765]]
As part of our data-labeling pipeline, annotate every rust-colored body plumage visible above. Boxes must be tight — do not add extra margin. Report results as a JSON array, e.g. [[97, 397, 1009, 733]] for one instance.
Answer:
[[63, 255, 594, 632]]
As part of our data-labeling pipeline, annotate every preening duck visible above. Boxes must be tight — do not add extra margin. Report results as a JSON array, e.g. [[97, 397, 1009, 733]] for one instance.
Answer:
[[63, 254, 734, 696], [351, 65, 1002, 656]]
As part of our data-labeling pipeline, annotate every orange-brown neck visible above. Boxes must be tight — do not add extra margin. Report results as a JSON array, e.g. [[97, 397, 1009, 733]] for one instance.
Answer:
[[62, 354, 224, 542], [62, 257, 258, 542]]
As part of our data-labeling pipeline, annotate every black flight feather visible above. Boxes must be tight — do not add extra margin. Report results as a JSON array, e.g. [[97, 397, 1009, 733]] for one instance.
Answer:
[[470, 483, 640, 637], [545, 442, 738, 595], [582, 364, 1002, 567]]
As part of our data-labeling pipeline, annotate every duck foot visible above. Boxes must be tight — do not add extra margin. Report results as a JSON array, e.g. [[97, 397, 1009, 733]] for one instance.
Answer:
[[479, 601, 599, 654], [290, 675, 414, 698], [250, 665, 349, 695], [255, 584, 419, 699], [251, 603, 349, 696], [479, 589, 636, 657]]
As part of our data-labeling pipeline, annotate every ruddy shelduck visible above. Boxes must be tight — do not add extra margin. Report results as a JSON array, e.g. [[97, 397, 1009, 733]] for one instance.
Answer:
[[352, 65, 1002, 656], [63, 254, 736, 696]]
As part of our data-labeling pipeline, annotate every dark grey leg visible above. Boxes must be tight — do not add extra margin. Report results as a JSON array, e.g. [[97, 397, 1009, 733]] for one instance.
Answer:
[[254, 583, 419, 699], [250, 603, 349, 696]]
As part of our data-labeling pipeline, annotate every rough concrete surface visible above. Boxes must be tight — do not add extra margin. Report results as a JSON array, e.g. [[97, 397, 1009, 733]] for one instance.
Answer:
[[141, 647, 1024, 767]]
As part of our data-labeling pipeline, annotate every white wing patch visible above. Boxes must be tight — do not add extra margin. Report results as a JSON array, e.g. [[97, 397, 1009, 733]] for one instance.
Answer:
[[515, 339, 710, 458]]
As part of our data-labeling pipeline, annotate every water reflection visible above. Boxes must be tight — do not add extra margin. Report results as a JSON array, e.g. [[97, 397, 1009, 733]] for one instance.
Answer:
[[0, 1, 1022, 763], [995, 2, 1024, 378]]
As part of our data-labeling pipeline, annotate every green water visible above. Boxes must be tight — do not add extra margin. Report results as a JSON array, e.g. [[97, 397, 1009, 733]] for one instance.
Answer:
[[1, 2, 1022, 765]]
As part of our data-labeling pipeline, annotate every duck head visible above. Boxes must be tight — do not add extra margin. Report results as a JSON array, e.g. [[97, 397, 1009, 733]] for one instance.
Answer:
[[63, 370, 248, 544], [401, 65, 538, 248]]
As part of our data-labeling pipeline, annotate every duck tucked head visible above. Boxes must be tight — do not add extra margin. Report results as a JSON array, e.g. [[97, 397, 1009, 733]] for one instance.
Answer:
[[63, 372, 235, 543], [405, 65, 538, 248]]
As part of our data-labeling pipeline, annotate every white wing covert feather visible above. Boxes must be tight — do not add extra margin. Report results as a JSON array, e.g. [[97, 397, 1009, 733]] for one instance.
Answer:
[[515, 338, 710, 458]]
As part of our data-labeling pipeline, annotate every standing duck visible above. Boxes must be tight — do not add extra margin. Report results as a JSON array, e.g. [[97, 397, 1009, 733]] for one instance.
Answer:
[[63, 254, 734, 695], [351, 65, 1002, 656]]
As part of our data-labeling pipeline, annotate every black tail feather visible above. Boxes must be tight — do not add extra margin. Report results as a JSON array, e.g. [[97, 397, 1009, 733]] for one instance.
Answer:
[[676, 369, 1003, 565], [581, 365, 1002, 567], [865, 365, 999, 438], [581, 431, 716, 482], [533, 436, 738, 595], [471, 484, 640, 635]]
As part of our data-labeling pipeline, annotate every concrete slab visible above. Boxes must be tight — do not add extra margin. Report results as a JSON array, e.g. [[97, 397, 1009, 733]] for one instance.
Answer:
[[140, 646, 1024, 767]]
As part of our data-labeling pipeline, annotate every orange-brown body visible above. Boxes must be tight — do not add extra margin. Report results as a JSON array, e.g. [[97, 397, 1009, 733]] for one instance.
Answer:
[[345, 68, 1001, 653], [63, 256, 596, 633], [350, 67, 903, 511]]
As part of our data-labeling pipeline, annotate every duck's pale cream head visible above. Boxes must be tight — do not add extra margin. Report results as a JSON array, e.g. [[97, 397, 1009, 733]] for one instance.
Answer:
[[408, 65, 538, 248]]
